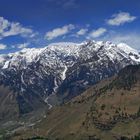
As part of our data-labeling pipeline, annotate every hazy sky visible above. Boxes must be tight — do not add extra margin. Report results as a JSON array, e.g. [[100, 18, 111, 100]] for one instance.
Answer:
[[0, 0, 140, 53]]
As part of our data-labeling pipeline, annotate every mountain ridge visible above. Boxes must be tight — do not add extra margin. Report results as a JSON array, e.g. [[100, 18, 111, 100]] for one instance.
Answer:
[[0, 40, 140, 117]]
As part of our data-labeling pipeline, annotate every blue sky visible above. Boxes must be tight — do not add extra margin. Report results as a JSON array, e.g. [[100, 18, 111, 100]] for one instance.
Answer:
[[0, 0, 140, 53]]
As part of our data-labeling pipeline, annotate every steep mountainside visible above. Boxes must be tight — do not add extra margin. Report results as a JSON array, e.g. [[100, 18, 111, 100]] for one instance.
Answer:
[[0, 86, 19, 121], [9, 64, 140, 140], [0, 41, 140, 117]]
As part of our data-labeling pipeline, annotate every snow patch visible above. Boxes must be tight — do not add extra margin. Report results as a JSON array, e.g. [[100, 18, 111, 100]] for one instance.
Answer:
[[21, 72, 26, 86], [53, 78, 59, 93], [44, 97, 53, 109], [61, 65, 68, 80], [2, 61, 10, 69]]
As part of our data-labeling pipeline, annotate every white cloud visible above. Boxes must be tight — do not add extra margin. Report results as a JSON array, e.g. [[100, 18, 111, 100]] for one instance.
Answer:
[[107, 12, 136, 26], [45, 24, 75, 40], [88, 28, 107, 38], [0, 17, 35, 39], [77, 28, 88, 36], [0, 44, 7, 50]]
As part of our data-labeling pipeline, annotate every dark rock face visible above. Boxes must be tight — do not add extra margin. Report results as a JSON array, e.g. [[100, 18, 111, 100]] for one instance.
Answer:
[[58, 60, 115, 98], [0, 85, 19, 120]]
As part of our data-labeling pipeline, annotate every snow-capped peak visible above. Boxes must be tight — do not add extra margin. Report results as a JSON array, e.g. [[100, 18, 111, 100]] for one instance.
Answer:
[[0, 40, 140, 69], [117, 43, 140, 62], [117, 43, 138, 54], [47, 42, 81, 56]]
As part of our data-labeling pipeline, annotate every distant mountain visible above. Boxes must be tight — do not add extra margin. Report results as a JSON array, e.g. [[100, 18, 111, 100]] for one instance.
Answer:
[[0, 40, 140, 117], [10, 64, 140, 140]]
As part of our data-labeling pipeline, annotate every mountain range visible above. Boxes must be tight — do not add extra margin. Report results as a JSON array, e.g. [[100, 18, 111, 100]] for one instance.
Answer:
[[0, 40, 140, 139]]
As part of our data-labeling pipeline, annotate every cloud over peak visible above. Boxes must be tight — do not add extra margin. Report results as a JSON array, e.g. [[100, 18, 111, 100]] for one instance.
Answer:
[[45, 24, 75, 40], [107, 12, 136, 26], [88, 28, 107, 38], [76, 28, 88, 36]]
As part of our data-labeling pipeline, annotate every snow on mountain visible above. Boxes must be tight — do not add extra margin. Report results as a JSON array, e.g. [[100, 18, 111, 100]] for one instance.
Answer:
[[117, 43, 138, 54], [61, 65, 68, 80], [1, 41, 139, 68], [47, 42, 81, 57], [0, 40, 140, 110], [117, 43, 140, 62]]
